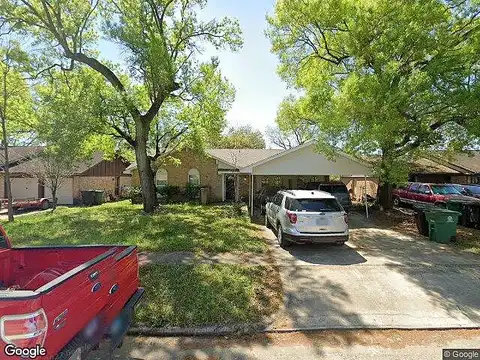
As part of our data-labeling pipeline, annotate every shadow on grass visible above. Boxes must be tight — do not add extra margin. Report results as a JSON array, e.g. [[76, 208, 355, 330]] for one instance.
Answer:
[[3, 201, 267, 254], [135, 263, 283, 328]]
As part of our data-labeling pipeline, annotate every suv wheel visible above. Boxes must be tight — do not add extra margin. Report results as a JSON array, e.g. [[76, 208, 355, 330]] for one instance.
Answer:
[[277, 224, 289, 248], [265, 215, 271, 229]]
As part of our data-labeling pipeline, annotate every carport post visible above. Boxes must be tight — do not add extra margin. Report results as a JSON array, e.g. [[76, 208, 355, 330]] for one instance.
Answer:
[[364, 175, 369, 218], [250, 174, 254, 216]]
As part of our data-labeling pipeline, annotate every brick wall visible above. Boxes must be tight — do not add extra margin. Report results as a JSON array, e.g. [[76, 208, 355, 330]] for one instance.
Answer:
[[73, 176, 117, 200], [131, 151, 223, 202], [451, 175, 472, 184], [341, 177, 379, 201], [119, 175, 132, 197]]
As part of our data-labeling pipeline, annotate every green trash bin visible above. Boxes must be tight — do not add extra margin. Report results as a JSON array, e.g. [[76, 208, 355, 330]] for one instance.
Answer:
[[81, 190, 96, 206], [413, 204, 436, 236], [424, 209, 461, 244], [446, 200, 467, 225], [94, 190, 105, 205]]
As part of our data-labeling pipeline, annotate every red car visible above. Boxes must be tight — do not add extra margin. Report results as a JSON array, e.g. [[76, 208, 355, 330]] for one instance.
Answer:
[[392, 182, 478, 207], [0, 226, 143, 360]]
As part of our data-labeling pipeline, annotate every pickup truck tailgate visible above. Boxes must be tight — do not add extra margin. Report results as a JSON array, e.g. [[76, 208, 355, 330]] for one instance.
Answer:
[[39, 248, 116, 355]]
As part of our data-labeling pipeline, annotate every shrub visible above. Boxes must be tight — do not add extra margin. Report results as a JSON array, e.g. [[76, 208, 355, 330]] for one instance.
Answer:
[[185, 183, 201, 201], [129, 186, 143, 204], [157, 185, 181, 202]]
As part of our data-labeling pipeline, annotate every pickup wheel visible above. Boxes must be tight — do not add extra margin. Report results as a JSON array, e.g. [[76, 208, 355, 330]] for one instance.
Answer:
[[393, 196, 400, 207], [41, 199, 50, 210]]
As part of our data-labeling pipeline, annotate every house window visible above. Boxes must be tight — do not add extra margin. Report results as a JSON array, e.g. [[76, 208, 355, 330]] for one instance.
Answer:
[[155, 168, 168, 188], [188, 168, 200, 185]]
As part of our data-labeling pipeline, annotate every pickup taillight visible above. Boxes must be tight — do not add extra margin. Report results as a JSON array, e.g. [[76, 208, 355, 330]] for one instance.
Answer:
[[286, 211, 297, 224], [0, 309, 48, 348]]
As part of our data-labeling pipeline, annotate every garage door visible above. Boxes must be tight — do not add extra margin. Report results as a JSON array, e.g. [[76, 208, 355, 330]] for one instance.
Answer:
[[10, 177, 39, 200], [45, 178, 74, 205]]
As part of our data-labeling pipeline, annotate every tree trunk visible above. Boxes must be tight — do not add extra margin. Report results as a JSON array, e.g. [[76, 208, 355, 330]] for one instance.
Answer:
[[377, 150, 394, 210], [378, 182, 393, 210], [51, 187, 57, 211], [234, 174, 240, 202], [2, 144, 13, 222], [1, 71, 13, 222], [135, 121, 157, 213]]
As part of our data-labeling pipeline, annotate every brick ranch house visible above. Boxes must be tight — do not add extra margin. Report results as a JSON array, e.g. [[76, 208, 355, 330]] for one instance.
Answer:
[[0, 147, 132, 205], [126, 141, 374, 214]]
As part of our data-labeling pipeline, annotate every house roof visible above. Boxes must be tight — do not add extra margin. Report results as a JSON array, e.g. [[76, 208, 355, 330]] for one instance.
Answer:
[[124, 148, 284, 174], [72, 152, 106, 174], [239, 141, 373, 176], [240, 141, 372, 171], [205, 149, 283, 168], [8, 151, 106, 175], [0, 146, 44, 168], [409, 158, 461, 174], [446, 151, 480, 174], [359, 154, 466, 175]]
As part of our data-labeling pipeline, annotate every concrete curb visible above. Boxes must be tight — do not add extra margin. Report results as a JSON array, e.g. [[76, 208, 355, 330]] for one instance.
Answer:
[[128, 324, 480, 337], [128, 322, 267, 337]]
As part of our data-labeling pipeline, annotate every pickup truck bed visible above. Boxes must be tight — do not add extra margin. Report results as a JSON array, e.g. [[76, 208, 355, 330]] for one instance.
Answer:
[[0, 227, 143, 360]]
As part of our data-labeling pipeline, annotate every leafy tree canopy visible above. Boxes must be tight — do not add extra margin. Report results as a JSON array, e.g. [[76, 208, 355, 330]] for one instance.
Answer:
[[0, 42, 36, 145], [267, 0, 480, 186], [266, 95, 315, 149], [0, 0, 243, 212], [214, 125, 266, 149]]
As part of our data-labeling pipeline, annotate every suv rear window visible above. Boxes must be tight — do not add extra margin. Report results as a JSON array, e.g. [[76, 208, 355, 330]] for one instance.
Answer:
[[286, 198, 342, 212], [319, 184, 348, 194]]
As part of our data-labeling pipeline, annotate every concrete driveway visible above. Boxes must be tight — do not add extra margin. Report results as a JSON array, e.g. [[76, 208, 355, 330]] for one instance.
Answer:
[[267, 213, 480, 330]]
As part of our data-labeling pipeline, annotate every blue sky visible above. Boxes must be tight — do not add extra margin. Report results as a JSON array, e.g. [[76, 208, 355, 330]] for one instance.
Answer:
[[199, 0, 290, 133], [100, 0, 289, 134]]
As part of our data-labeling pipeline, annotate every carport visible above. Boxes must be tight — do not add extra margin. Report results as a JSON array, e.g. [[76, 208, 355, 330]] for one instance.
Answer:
[[238, 142, 373, 216]]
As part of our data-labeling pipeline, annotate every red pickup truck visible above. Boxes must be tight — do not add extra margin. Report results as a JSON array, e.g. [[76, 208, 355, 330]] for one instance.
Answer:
[[0, 198, 51, 211], [0, 226, 144, 360], [392, 182, 478, 207]]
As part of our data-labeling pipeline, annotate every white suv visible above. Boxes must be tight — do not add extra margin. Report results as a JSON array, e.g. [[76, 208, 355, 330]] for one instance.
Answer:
[[265, 190, 349, 248]]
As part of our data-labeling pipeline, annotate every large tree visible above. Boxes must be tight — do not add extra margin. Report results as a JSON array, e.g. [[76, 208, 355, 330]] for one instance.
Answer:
[[267, 0, 480, 207], [214, 125, 266, 149], [266, 96, 314, 149], [1, 0, 242, 213], [0, 41, 35, 222]]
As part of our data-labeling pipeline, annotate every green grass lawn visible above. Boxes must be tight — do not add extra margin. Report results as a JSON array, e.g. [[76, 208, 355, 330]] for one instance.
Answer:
[[3, 201, 267, 254], [136, 264, 283, 327], [3, 201, 282, 327]]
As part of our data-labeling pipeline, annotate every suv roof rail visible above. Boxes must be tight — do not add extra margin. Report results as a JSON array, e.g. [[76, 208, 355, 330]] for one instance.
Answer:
[[284, 190, 296, 196]]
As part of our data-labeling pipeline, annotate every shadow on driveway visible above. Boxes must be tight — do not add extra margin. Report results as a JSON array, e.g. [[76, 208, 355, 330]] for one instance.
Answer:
[[282, 244, 367, 266], [261, 213, 480, 330]]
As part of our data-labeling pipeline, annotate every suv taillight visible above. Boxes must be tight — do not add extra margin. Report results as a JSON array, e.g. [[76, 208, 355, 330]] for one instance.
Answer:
[[286, 211, 297, 224], [344, 214, 348, 224], [0, 309, 48, 348]]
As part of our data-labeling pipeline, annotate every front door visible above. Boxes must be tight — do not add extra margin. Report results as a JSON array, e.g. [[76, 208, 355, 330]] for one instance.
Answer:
[[225, 175, 235, 201]]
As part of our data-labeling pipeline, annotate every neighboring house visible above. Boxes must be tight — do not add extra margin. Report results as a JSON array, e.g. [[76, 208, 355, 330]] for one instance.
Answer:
[[343, 152, 480, 201], [126, 141, 373, 214], [408, 157, 472, 184], [0, 147, 132, 205], [425, 151, 480, 184]]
